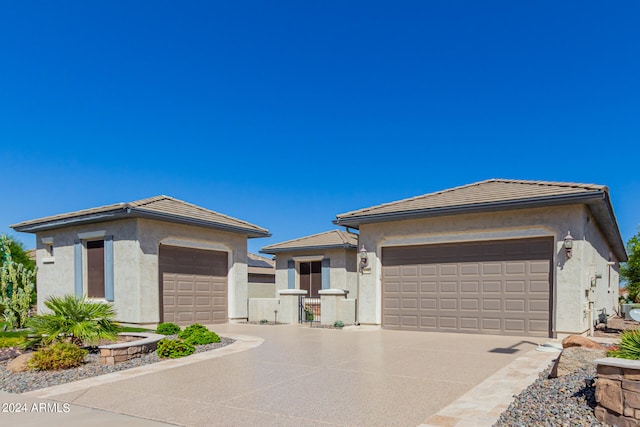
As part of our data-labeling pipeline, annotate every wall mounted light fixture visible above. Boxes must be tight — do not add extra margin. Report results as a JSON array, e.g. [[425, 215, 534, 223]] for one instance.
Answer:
[[563, 231, 574, 259], [359, 245, 368, 268]]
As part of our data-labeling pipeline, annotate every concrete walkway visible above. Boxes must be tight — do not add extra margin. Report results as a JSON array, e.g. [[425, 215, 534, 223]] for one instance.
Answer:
[[3, 324, 557, 426]]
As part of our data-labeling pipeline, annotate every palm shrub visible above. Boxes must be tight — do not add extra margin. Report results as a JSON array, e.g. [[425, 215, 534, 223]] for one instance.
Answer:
[[608, 329, 640, 360], [26, 295, 121, 348]]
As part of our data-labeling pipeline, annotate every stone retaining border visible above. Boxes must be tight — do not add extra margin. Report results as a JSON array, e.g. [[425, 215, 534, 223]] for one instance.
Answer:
[[98, 332, 165, 365]]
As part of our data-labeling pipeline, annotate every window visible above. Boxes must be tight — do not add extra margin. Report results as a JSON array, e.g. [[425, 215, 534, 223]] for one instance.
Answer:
[[299, 261, 322, 297], [87, 240, 105, 298]]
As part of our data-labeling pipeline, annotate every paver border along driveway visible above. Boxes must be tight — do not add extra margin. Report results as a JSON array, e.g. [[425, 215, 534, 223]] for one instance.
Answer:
[[17, 324, 551, 427]]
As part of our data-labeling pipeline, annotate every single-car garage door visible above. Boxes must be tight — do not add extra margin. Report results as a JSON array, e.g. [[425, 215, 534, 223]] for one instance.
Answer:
[[159, 245, 228, 325], [382, 238, 553, 337]]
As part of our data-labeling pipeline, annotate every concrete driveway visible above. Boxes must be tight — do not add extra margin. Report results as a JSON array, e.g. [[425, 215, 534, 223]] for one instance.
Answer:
[[14, 324, 548, 426]]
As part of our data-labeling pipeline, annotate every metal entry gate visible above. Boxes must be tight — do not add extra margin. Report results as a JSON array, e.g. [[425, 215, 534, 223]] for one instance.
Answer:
[[299, 296, 321, 326]]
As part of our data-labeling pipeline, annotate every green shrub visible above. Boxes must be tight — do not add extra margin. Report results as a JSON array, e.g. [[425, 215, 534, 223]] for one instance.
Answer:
[[260, 319, 268, 324], [156, 322, 181, 335], [0, 336, 24, 348], [156, 338, 195, 358], [609, 329, 640, 360], [184, 329, 220, 345], [177, 323, 209, 340], [333, 320, 344, 328], [27, 342, 88, 371]]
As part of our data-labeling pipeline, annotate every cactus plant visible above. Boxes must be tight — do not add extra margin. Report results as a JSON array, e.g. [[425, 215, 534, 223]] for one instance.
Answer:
[[0, 235, 36, 329]]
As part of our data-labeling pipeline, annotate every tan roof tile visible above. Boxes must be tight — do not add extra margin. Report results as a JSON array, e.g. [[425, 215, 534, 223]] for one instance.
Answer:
[[261, 230, 358, 253], [11, 195, 269, 237], [336, 179, 606, 219]]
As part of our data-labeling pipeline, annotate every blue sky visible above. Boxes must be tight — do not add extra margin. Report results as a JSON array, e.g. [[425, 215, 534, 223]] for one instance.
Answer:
[[1, 1, 638, 255]]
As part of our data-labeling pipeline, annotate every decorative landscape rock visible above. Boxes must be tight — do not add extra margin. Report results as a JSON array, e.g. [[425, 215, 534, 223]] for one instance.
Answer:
[[550, 346, 608, 378], [562, 334, 607, 350], [7, 353, 33, 373]]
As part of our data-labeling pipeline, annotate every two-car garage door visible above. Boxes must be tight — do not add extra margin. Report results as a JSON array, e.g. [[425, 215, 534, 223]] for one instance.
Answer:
[[159, 245, 228, 325], [382, 238, 553, 337]]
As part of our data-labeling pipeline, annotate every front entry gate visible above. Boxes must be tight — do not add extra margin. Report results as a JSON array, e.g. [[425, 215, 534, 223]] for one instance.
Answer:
[[299, 296, 321, 326]]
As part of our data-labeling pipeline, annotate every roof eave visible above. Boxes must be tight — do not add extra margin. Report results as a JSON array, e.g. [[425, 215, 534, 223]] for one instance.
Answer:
[[12, 208, 271, 238], [334, 192, 606, 227], [130, 209, 271, 238], [11, 209, 129, 233], [260, 243, 357, 255]]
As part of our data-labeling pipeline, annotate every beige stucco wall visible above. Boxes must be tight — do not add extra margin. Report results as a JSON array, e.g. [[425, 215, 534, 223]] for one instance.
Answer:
[[35, 219, 140, 322], [35, 218, 250, 325], [273, 248, 358, 297], [136, 218, 249, 323], [357, 204, 621, 336]]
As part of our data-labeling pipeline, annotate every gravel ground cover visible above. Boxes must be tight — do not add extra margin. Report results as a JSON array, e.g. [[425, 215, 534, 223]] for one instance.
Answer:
[[0, 336, 235, 394], [494, 363, 605, 426]]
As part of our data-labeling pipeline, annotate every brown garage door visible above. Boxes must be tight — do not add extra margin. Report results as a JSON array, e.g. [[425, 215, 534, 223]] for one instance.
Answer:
[[382, 238, 553, 337], [159, 245, 228, 325]]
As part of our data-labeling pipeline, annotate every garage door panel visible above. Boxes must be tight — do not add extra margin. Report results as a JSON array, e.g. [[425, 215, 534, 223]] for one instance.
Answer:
[[529, 319, 549, 331], [439, 317, 457, 329], [482, 318, 501, 331], [382, 237, 552, 337], [530, 280, 550, 293], [401, 315, 418, 327], [505, 319, 526, 332], [402, 282, 418, 293], [461, 264, 479, 275], [440, 298, 457, 310], [461, 299, 479, 310], [461, 281, 479, 292], [483, 281, 501, 292], [461, 318, 479, 330], [420, 298, 436, 309], [440, 282, 457, 292], [401, 265, 418, 277], [421, 265, 437, 276], [161, 246, 228, 326], [505, 299, 526, 311], [420, 316, 437, 328], [440, 265, 458, 276], [506, 263, 526, 275], [505, 281, 525, 293], [529, 299, 549, 312], [483, 263, 502, 275], [385, 298, 400, 309]]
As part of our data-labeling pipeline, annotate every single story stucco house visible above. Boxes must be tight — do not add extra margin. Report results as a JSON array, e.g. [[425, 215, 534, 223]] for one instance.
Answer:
[[261, 230, 359, 298], [334, 179, 627, 338], [11, 195, 270, 326]]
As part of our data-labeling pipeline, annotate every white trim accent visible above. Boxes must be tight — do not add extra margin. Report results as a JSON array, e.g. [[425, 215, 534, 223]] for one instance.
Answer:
[[292, 255, 324, 262], [278, 289, 307, 295], [77, 230, 106, 240], [160, 238, 229, 253], [380, 227, 554, 248]]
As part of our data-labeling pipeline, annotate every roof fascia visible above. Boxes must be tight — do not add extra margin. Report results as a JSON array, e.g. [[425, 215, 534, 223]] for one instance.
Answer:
[[334, 191, 605, 227], [260, 243, 357, 255]]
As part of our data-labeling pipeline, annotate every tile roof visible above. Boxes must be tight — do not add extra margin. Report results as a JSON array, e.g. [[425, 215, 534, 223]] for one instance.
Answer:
[[11, 195, 270, 237], [261, 230, 358, 254], [336, 179, 606, 220]]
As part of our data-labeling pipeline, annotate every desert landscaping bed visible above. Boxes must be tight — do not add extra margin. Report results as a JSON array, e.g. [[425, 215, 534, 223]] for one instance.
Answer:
[[0, 336, 234, 394]]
